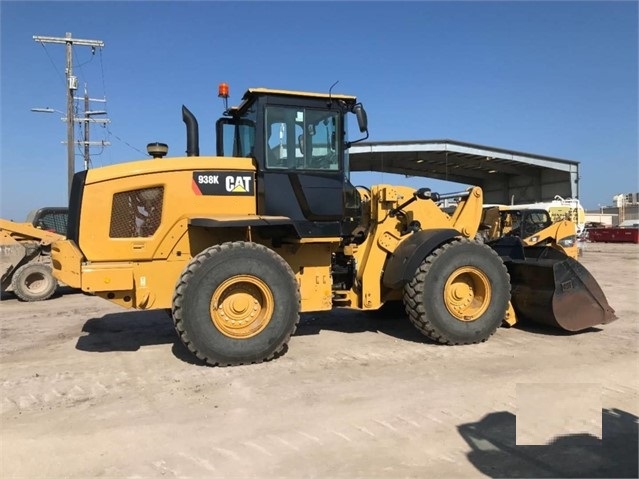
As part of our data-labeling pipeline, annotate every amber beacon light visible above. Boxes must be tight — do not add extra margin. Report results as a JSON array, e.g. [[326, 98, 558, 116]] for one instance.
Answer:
[[218, 82, 229, 98]]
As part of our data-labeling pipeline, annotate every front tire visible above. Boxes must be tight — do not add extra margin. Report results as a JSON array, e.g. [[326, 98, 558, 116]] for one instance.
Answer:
[[11, 263, 57, 302], [403, 239, 510, 344], [172, 242, 300, 366]]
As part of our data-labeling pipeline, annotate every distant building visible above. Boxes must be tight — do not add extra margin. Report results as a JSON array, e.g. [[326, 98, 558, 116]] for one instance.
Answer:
[[613, 192, 639, 207], [586, 193, 639, 226]]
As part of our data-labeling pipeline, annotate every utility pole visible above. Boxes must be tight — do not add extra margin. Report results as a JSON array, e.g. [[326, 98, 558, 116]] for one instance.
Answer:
[[76, 84, 110, 170], [33, 32, 104, 199], [84, 90, 90, 170]]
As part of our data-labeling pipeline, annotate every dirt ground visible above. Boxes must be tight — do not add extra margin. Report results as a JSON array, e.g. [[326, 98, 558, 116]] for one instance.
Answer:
[[1, 243, 637, 478]]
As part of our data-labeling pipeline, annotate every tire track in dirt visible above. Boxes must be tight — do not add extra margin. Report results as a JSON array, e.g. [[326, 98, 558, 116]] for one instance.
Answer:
[[2, 319, 628, 417], [1, 369, 129, 415], [117, 403, 488, 477]]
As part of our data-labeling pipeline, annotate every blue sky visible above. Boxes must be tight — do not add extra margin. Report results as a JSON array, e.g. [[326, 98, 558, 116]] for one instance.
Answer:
[[1, 1, 637, 220]]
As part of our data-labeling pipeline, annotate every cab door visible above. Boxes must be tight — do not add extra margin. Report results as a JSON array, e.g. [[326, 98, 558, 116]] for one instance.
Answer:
[[260, 105, 354, 238]]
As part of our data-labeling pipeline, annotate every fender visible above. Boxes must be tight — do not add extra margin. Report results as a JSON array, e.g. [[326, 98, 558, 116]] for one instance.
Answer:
[[382, 228, 461, 290], [189, 215, 300, 239], [189, 215, 294, 228]]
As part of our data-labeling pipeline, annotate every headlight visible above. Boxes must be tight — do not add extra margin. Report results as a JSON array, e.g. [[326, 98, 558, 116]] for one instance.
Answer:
[[558, 235, 576, 247]]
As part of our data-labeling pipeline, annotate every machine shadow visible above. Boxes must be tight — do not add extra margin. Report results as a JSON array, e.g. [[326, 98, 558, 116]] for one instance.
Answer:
[[294, 303, 603, 343], [0, 291, 14, 301], [512, 321, 603, 337], [458, 408, 638, 478], [51, 285, 82, 299], [74, 305, 605, 364], [75, 306, 426, 365], [75, 309, 205, 366], [0, 285, 79, 302], [295, 304, 429, 344]]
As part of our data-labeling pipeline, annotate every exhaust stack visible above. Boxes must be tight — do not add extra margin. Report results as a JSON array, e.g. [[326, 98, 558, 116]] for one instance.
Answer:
[[182, 105, 200, 157]]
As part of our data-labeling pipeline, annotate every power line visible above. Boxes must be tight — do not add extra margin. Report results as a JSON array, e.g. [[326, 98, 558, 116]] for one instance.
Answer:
[[108, 130, 146, 156], [33, 32, 105, 199], [38, 42, 66, 86], [99, 48, 108, 100], [95, 46, 144, 158]]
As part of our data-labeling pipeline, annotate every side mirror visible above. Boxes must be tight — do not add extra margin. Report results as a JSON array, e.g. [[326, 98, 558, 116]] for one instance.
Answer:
[[353, 103, 368, 133], [345, 103, 370, 148]]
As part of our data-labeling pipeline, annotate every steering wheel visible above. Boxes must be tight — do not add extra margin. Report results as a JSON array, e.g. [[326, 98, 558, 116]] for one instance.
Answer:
[[523, 221, 538, 237], [311, 152, 337, 169]]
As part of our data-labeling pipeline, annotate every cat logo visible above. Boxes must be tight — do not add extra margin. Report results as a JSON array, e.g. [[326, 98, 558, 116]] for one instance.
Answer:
[[226, 176, 252, 193]]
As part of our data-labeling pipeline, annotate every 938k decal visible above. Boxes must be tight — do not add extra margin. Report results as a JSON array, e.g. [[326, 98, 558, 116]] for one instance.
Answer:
[[192, 171, 254, 196]]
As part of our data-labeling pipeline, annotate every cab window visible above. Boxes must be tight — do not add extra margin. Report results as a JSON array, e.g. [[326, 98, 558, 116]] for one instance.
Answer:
[[265, 106, 340, 171], [216, 104, 256, 158]]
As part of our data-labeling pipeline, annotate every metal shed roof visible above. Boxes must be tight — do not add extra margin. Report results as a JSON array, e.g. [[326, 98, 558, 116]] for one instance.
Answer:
[[350, 139, 577, 178], [349, 139, 580, 203]]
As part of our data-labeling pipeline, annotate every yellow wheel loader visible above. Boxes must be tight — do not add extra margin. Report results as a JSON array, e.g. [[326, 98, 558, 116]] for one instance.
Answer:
[[50, 85, 616, 366], [479, 206, 578, 258], [1, 207, 67, 301], [479, 205, 612, 331]]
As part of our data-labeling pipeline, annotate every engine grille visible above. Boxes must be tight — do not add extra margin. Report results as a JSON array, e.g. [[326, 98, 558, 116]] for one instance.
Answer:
[[109, 187, 164, 238]]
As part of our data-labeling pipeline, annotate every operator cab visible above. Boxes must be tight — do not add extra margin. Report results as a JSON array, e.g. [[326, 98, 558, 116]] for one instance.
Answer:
[[215, 85, 368, 239], [502, 209, 553, 238]]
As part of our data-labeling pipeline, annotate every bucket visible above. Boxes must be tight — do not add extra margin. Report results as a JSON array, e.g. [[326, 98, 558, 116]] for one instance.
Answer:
[[490, 238, 617, 331]]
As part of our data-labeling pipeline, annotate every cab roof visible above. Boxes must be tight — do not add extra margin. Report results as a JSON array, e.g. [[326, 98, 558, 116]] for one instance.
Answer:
[[228, 87, 358, 114], [244, 87, 357, 101]]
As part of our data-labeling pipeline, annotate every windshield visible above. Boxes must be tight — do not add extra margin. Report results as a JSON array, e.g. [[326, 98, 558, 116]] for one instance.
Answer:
[[502, 210, 552, 237], [217, 106, 257, 158]]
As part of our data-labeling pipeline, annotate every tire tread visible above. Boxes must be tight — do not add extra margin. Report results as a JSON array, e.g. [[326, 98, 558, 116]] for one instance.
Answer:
[[172, 242, 300, 366], [11, 262, 57, 302], [403, 238, 510, 345]]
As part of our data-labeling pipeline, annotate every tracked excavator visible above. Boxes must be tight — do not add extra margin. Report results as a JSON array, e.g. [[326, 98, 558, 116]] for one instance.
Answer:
[[50, 84, 616, 365]]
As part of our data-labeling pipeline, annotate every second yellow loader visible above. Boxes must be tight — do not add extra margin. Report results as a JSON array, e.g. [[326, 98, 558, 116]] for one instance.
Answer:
[[1, 207, 67, 302]]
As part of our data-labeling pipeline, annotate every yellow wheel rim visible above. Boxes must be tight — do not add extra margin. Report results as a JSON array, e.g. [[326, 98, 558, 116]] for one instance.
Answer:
[[443, 266, 491, 322], [210, 275, 274, 339]]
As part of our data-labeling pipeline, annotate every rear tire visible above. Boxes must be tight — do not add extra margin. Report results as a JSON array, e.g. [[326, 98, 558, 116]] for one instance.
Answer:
[[11, 263, 57, 302], [403, 239, 510, 344], [172, 242, 300, 366]]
